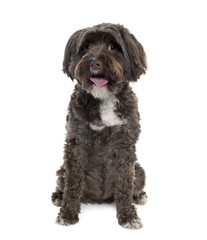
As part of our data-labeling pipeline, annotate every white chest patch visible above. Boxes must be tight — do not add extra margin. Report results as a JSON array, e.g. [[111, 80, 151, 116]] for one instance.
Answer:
[[89, 95, 127, 131], [91, 85, 111, 100], [100, 95, 124, 126]]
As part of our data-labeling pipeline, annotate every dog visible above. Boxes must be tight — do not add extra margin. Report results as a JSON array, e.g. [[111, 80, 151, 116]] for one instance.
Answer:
[[51, 23, 147, 229]]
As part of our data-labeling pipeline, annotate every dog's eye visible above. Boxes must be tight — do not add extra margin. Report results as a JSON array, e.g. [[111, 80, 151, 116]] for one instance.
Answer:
[[84, 44, 91, 53], [108, 44, 117, 52]]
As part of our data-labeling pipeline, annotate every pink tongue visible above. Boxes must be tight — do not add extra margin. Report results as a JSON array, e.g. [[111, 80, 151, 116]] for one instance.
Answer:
[[90, 77, 108, 88]]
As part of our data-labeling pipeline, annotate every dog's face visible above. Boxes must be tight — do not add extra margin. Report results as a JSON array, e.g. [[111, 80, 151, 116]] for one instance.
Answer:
[[63, 23, 147, 99]]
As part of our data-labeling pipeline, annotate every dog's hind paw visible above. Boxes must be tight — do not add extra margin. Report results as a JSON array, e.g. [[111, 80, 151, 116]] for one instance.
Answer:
[[52, 198, 62, 207], [133, 191, 148, 205], [138, 192, 148, 205], [51, 192, 62, 207], [122, 217, 143, 229]]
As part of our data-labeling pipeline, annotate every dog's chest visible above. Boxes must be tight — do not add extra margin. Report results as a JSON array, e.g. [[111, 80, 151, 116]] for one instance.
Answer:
[[89, 95, 126, 131]]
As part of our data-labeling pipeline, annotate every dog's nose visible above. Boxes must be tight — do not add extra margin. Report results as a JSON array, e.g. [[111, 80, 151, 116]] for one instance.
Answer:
[[90, 59, 103, 74]]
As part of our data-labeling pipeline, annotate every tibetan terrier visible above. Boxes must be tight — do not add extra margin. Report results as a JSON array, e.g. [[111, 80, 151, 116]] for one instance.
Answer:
[[52, 23, 147, 229]]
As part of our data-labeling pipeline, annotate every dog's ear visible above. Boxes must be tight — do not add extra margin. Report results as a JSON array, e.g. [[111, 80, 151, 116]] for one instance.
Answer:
[[119, 26, 147, 81], [62, 29, 86, 79]]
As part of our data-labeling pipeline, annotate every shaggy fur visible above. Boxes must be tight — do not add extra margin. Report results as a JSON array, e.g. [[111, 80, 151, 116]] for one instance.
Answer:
[[51, 23, 147, 229]]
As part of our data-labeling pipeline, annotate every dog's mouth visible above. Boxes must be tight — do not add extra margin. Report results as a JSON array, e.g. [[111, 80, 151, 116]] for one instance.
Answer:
[[90, 75, 108, 88]]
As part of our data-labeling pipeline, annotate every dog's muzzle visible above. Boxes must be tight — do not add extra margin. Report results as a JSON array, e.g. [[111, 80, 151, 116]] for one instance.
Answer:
[[89, 58, 108, 87], [90, 58, 103, 74]]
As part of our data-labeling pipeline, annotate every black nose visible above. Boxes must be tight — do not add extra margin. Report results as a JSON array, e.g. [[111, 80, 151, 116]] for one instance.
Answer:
[[90, 59, 103, 74]]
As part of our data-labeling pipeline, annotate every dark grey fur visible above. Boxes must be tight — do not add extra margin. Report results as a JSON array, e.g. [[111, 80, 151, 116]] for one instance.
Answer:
[[51, 23, 147, 229]]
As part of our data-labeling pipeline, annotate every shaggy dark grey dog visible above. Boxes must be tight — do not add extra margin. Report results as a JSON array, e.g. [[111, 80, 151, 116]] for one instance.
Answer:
[[51, 23, 147, 229]]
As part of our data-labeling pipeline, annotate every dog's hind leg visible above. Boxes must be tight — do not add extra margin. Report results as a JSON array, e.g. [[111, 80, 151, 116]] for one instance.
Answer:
[[133, 162, 148, 205], [51, 167, 65, 207]]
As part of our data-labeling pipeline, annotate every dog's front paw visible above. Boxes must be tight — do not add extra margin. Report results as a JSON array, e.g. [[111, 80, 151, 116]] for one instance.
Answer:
[[117, 205, 143, 230], [56, 211, 79, 226], [122, 217, 143, 229]]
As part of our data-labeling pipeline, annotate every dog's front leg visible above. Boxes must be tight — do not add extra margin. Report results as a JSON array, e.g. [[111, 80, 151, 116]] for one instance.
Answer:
[[115, 148, 143, 229], [56, 140, 85, 226]]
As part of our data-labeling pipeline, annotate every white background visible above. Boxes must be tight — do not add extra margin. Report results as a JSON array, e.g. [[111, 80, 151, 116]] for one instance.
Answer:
[[0, 0, 207, 239]]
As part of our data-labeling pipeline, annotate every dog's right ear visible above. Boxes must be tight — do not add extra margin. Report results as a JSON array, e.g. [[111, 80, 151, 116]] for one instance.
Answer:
[[62, 29, 86, 79]]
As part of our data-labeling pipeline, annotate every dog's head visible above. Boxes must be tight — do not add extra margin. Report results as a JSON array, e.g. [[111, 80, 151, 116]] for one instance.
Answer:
[[63, 23, 147, 99]]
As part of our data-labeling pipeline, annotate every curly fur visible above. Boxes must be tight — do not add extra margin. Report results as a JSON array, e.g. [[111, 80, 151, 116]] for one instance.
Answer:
[[51, 23, 147, 229]]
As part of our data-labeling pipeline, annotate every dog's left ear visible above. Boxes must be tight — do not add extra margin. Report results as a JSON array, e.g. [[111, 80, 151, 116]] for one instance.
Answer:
[[63, 29, 87, 79], [119, 26, 147, 81]]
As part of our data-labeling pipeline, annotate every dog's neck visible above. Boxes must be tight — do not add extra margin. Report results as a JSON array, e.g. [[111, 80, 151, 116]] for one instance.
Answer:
[[75, 82, 130, 101], [71, 83, 136, 129], [90, 85, 112, 100]]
